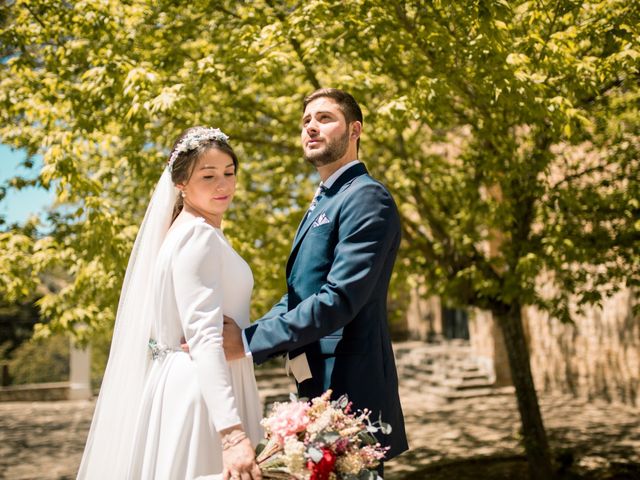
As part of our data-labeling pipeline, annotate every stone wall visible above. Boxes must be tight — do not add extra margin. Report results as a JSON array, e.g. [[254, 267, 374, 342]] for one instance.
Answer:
[[524, 288, 639, 406], [468, 309, 512, 387], [0, 382, 70, 401], [405, 286, 442, 341], [0, 342, 92, 402]]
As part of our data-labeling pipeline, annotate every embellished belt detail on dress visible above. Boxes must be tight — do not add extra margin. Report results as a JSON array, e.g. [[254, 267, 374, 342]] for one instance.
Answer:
[[148, 339, 181, 360]]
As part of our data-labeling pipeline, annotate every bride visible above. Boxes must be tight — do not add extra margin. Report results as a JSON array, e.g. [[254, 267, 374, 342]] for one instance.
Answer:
[[77, 127, 263, 480]]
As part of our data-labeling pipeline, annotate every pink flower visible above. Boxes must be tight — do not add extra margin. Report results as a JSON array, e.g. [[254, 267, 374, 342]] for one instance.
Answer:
[[359, 444, 388, 468], [262, 400, 311, 444]]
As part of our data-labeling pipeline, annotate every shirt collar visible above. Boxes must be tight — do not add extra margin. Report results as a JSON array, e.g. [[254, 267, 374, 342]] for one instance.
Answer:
[[320, 160, 361, 190]]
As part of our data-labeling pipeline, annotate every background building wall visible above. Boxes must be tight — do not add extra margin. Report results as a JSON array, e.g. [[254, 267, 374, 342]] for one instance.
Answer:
[[525, 288, 639, 406], [468, 309, 512, 387], [405, 284, 639, 406]]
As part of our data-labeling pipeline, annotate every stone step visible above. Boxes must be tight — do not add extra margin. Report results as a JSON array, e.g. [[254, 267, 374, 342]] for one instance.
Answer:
[[398, 353, 481, 364], [440, 378, 496, 390], [440, 386, 515, 402], [399, 364, 489, 382], [403, 364, 470, 375], [445, 371, 490, 381], [401, 374, 493, 390], [254, 367, 287, 379], [252, 341, 506, 405], [255, 377, 294, 388], [393, 341, 508, 403], [398, 354, 474, 366]]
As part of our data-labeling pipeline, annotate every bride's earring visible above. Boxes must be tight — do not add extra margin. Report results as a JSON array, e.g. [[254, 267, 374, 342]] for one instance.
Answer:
[[181, 191, 186, 198]]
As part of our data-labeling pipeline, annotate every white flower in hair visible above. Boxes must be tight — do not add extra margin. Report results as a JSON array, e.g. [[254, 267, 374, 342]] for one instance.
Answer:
[[167, 127, 230, 171]]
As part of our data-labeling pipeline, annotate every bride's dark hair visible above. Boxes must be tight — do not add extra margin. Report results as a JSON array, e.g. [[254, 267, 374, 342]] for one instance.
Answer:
[[169, 126, 239, 223]]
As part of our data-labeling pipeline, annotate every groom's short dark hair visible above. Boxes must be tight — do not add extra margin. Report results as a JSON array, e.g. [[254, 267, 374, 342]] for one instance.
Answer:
[[303, 88, 363, 152], [303, 88, 363, 125]]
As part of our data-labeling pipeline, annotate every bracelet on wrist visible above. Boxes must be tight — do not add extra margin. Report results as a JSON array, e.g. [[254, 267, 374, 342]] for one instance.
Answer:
[[222, 431, 247, 450], [222, 430, 245, 443]]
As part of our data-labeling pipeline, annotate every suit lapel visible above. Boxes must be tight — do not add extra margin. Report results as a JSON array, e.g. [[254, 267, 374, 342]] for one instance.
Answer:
[[287, 163, 369, 274], [292, 205, 316, 245]]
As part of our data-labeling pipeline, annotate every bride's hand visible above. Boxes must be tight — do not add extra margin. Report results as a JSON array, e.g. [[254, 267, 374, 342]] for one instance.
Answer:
[[221, 429, 261, 480]]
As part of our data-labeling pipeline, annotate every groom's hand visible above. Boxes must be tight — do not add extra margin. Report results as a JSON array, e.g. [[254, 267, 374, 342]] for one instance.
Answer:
[[180, 316, 243, 359], [223, 317, 247, 361]]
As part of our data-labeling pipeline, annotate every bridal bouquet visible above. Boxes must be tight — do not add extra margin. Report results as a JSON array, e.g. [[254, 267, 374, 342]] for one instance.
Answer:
[[256, 390, 390, 480]]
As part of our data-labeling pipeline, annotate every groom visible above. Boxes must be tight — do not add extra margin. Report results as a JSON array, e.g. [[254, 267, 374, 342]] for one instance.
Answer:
[[224, 88, 408, 467]]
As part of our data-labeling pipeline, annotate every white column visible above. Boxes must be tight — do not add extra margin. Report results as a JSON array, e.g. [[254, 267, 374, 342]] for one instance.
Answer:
[[68, 340, 92, 400]]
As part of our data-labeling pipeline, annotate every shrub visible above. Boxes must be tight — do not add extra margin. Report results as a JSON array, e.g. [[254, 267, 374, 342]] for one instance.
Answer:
[[9, 335, 69, 384]]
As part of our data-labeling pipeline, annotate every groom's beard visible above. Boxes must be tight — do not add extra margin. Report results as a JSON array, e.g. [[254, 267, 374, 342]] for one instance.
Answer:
[[304, 128, 350, 167]]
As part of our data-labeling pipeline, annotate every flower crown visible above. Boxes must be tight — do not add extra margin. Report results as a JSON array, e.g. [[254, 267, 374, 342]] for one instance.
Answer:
[[167, 127, 230, 172]]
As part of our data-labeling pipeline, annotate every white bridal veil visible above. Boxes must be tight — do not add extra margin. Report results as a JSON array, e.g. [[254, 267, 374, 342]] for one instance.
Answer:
[[77, 168, 177, 479]]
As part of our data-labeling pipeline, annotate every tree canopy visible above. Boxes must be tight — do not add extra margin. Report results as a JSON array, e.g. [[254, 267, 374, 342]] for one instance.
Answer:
[[1, 0, 637, 339]]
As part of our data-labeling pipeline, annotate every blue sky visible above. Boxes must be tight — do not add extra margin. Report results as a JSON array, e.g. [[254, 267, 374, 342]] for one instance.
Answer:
[[0, 144, 54, 225]]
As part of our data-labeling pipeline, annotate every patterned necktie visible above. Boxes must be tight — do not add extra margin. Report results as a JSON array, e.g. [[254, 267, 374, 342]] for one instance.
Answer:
[[308, 184, 328, 213]]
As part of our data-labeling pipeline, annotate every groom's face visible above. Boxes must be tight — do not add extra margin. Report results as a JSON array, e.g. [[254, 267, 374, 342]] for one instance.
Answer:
[[301, 97, 350, 167]]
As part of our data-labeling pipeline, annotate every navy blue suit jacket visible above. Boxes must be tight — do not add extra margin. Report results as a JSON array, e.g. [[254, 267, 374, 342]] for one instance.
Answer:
[[244, 163, 408, 459]]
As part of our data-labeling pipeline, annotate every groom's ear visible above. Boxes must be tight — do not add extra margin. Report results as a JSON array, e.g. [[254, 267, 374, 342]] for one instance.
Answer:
[[350, 121, 362, 141]]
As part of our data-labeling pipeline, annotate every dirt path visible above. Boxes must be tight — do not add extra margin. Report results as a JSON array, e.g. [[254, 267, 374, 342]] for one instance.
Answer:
[[1, 344, 639, 479]]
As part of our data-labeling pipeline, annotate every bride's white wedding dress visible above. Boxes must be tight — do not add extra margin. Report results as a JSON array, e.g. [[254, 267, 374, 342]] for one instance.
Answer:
[[126, 217, 263, 479]]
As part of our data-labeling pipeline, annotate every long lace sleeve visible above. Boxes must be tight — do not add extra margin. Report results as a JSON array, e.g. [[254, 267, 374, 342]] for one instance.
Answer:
[[172, 222, 241, 431]]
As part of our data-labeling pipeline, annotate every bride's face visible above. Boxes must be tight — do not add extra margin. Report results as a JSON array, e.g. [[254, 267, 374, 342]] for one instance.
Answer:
[[180, 148, 237, 222]]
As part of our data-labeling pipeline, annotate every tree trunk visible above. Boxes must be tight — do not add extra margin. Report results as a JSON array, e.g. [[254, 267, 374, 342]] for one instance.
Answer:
[[494, 304, 555, 480]]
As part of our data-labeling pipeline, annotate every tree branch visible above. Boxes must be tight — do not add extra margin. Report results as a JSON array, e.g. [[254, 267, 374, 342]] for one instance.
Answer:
[[400, 214, 438, 264], [289, 36, 321, 90], [218, 5, 241, 20], [575, 77, 628, 107], [22, 3, 47, 32], [550, 163, 610, 190], [265, 0, 321, 90], [532, 0, 562, 67]]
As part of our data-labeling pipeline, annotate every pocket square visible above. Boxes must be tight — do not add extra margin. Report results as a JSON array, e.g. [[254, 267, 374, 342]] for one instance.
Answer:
[[311, 212, 331, 228]]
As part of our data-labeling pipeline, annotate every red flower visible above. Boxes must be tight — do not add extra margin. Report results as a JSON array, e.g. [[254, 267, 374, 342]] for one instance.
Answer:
[[307, 448, 337, 480]]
